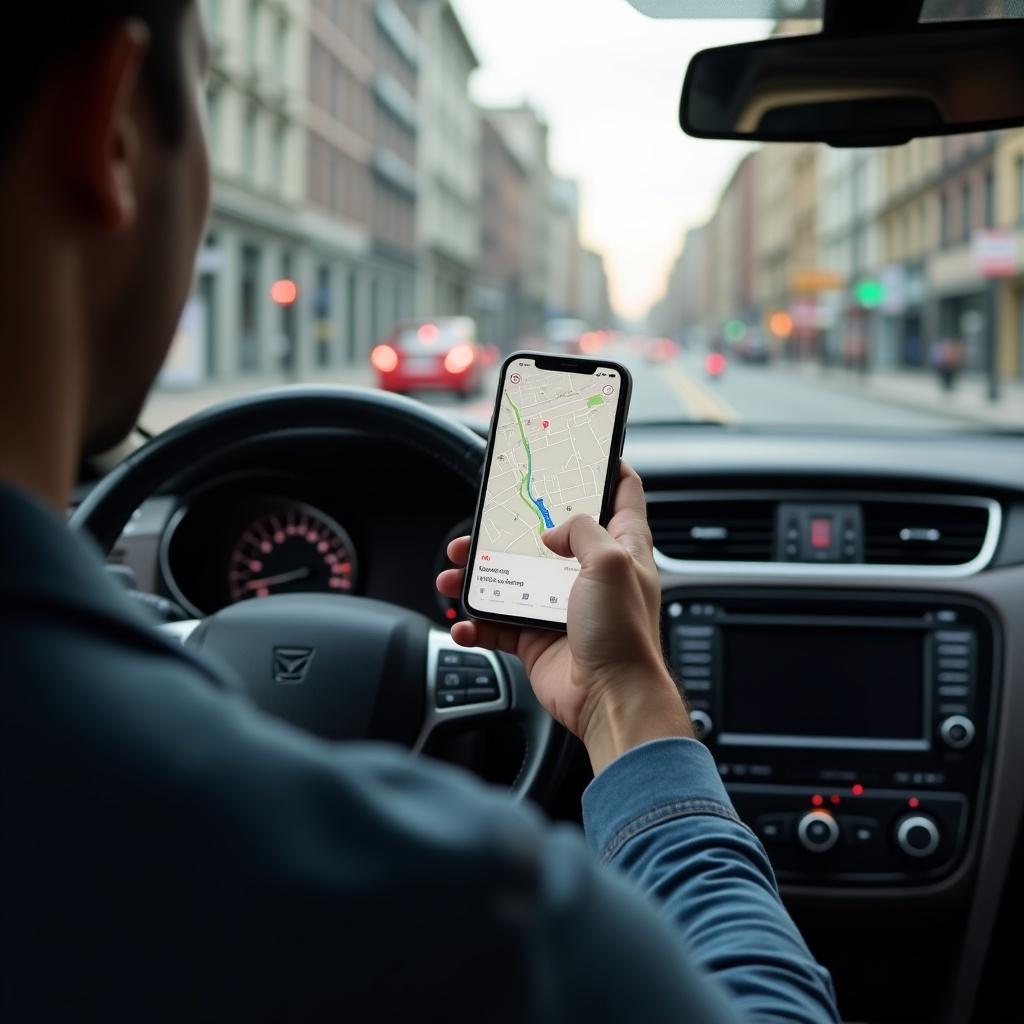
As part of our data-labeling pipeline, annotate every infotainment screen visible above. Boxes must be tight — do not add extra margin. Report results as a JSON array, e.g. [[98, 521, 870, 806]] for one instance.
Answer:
[[720, 625, 927, 745]]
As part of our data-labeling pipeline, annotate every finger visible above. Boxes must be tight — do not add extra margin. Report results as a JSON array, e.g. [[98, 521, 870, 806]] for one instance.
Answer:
[[612, 461, 646, 519], [446, 536, 471, 567], [436, 568, 465, 600], [542, 514, 624, 579], [451, 618, 522, 655]]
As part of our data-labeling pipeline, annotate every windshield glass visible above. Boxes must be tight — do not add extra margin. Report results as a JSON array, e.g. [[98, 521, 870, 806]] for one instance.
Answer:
[[145, 2, 1024, 434]]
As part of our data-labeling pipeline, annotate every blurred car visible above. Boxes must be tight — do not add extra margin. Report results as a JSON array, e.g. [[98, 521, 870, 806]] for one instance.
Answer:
[[704, 351, 728, 378], [644, 337, 680, 364], [734, 328, 771, 365], [543, 318, 589, 354], [371, 318, 484, 399]]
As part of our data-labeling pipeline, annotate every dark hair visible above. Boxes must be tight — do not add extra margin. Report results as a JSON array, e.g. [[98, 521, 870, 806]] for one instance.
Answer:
[[0, 1, 193, 158]]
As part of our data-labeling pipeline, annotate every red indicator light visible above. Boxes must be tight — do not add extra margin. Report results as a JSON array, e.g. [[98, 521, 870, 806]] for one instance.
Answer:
[[830, 794, 841, 806], [811, 794, 824, 807], [445, 608, 457, 621], [705, 352, 727, 376], [852, 784, 865, 796], [418, 323, 440, 343], [810, 517, 833, 550], [270, 279, 299, 306], [908, 797, 920, 809]]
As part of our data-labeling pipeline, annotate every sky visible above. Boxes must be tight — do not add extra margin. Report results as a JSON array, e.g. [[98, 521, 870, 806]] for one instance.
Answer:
[[451, 0, 769, 321]]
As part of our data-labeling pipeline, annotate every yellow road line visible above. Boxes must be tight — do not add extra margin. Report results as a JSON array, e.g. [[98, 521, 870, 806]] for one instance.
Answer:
[[659, 364, 740, 424]]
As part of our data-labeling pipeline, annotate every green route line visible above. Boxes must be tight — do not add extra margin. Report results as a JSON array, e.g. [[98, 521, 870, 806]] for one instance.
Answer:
[[504, 391, 546, 535]]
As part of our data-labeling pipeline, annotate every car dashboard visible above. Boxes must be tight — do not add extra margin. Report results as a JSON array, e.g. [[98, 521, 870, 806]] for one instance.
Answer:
[[96, 422, 1024, 1024]]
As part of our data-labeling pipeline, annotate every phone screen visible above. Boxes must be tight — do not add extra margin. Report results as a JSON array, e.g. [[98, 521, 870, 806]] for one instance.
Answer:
[[466, 355, 627, 626]]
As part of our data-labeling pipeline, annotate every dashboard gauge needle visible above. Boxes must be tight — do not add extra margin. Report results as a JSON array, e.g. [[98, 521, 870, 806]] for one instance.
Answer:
[[245, 568, 312, 591]]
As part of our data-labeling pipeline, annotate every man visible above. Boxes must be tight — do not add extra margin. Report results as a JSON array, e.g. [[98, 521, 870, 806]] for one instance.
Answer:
[[0, 3, 839, 1021]]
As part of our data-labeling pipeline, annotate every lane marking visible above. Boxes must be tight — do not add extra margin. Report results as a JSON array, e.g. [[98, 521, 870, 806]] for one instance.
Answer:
[[659, 364, 739, 424]]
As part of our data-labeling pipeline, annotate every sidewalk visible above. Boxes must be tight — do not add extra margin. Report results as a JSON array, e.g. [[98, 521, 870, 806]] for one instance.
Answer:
[[143, 366, 375, 434], [774, 362, 1024, 429]]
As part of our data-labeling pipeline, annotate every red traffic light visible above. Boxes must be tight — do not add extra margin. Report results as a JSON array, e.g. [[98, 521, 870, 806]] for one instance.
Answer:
[[270, 279, 299, 306]]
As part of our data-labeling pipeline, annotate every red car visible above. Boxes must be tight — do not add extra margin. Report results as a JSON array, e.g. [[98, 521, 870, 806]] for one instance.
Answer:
[[371, 318, 486, 399]]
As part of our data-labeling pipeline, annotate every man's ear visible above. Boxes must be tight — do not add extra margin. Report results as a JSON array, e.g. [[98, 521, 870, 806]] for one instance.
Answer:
[[59, 20, 152, 232]]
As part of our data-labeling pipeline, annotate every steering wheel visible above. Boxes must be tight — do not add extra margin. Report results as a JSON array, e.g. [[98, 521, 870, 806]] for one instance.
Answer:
[[71, 386, 567, 803]]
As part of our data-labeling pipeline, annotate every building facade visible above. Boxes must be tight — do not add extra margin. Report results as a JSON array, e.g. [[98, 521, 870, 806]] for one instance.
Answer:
[[486, 106, 551, 337], [546, 178, 583, 320], [189, 0, 309, 384], [476, 117, 529, 350], [580, 249, 614, 330], [415, 0, 480, 320]]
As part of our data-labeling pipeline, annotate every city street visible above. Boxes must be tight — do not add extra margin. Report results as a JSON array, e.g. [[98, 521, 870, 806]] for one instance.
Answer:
[[144, 343, 1020, 436]]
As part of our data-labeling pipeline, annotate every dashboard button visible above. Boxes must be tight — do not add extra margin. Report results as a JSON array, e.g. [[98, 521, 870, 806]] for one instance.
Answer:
[[895, 815, 941, 858], [689, 709, 713, 740], [755, 813, 792, 844], [797, 811, 840, 853], [939, 715, 976, 750]]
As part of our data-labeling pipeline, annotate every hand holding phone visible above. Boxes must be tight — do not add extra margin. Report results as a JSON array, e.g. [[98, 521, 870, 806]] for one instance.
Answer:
[[438, 355, 692, 772], [463, 352, 632, 631]]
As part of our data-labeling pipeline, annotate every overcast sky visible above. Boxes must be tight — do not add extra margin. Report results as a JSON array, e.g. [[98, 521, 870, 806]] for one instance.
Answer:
[[450, 0, 769, 320]]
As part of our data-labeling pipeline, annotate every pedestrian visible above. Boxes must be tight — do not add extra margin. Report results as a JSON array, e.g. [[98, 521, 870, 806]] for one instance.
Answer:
[[931, 336, 965, 393]]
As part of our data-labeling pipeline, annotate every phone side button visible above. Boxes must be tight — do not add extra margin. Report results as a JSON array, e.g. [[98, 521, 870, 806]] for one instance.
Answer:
[[619, 429, 627, 457]]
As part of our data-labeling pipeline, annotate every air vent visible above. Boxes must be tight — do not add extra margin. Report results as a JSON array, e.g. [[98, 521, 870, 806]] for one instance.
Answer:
[[862, 500, 990, 566], [649, 498, 775, 561]]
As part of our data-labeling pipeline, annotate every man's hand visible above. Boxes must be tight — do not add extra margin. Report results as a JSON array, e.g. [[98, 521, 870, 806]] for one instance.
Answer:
[[436, 462, 693, 775]]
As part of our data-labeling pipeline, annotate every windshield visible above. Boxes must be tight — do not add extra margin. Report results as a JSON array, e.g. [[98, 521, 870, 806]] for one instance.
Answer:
[[145, 2, 1024, 434]]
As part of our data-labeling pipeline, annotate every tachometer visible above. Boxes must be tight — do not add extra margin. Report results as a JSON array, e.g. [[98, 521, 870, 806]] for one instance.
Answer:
[[228, 501, 357, 603]]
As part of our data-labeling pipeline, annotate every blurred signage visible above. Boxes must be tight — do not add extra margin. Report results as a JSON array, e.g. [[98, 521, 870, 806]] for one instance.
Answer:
[[881, 265, 907, 315], [973, 229, 1020, 279], [853, 279, 885, 308], [792, 269, 844, 293], [159, 296, 208, 388]]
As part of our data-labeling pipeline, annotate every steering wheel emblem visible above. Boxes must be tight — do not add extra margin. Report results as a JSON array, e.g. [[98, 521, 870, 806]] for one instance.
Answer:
[[273, 647, 315, 684]]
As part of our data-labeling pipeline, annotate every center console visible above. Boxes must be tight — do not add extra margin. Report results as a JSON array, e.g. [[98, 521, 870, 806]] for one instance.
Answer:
[[661, 590, 998, 886]]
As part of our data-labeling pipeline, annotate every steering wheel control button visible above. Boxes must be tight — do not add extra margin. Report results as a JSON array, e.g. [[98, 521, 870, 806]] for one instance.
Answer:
[[896, 815, 941, 859], [939, 715, 976, 750], [439, 651, 463, 668], [436, 689, 468, 709], [461, 653, 491, 668], [438, 671, 465, 691], [689, 709, 713, 741], [797, 811, 840, 854]]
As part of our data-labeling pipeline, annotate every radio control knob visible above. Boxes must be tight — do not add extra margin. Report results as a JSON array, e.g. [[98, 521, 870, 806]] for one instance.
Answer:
[[689, 709, 713, 741], [797, 811, 840, 854], [940, 715, 976, 750], [896, 815, 941, 858]]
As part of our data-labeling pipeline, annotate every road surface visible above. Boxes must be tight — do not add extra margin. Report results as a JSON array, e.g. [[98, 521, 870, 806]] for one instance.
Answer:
[[145, 345, 971, 434]]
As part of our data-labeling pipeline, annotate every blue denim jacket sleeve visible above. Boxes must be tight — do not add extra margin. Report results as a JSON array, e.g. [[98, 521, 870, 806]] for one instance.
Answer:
[[583, 737, 840, 1023]]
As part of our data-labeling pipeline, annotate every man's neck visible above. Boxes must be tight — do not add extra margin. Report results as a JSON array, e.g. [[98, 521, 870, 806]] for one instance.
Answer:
[[0, 245, 85, 513]]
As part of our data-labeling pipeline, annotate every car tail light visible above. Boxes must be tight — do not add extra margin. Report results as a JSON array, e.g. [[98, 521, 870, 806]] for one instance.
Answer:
[[371, 344, 400, 373], [705, 352, 727, 376], [579, 331, 602, 354], [444, 344, 476, 374]]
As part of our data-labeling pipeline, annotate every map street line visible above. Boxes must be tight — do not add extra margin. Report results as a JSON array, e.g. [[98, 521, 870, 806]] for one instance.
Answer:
[[504, 390, 547, 534]]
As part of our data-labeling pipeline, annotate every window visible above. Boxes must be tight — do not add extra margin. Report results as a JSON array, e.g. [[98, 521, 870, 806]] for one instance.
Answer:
[[243, 103, 259, 180], [246, 0, 261, 67], [272, 15, 288, 84], [984, 170, 995, 229], [204, 83, 222, 159], [271, 121, 287, 190], [961, 181, 972, 243]]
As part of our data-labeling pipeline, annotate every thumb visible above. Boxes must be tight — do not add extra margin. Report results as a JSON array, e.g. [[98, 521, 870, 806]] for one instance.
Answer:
[[543, 514, 621, 570]]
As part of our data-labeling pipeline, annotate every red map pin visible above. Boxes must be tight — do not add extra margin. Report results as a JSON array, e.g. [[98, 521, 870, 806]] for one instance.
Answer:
[[542, 420, 550, 430]]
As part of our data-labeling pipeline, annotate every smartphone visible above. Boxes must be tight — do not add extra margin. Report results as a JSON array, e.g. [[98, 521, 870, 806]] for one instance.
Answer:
[[463, 351, 633, 631]]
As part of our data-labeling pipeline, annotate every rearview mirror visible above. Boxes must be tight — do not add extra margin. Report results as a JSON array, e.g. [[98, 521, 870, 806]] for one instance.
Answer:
[[681, 21, 1024, 146]]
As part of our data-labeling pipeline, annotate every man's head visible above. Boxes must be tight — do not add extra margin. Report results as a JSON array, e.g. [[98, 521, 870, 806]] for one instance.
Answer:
[[0, 1, 209, 457]]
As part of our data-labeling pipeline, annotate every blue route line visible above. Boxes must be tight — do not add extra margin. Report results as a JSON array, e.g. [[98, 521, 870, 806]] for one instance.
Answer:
[[533, 497, 555, 529]]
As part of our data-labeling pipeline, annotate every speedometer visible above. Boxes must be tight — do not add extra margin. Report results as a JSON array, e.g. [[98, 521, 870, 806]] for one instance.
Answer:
[[228, 501, 357, 603]]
